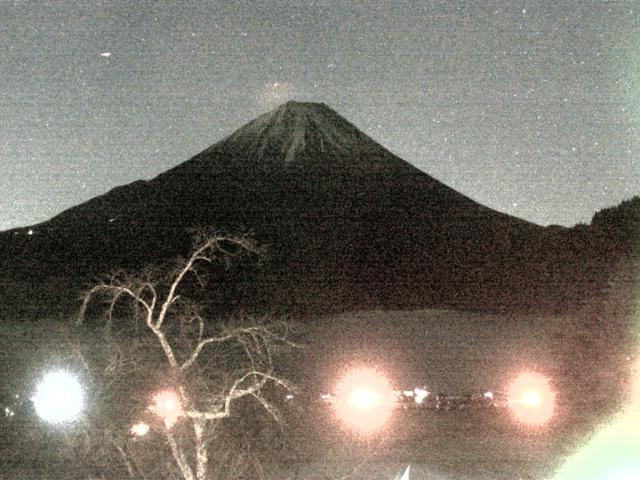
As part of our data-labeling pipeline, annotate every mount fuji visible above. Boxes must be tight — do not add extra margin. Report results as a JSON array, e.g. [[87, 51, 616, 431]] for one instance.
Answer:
[[1, 101, 630, 314]]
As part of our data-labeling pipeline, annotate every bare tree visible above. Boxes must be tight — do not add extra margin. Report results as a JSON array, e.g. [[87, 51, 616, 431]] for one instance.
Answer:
[[77, 232, 295, 480]]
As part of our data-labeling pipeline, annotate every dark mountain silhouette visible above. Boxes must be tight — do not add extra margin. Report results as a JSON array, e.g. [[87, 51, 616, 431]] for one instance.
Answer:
[[1, 102, 637, 315]]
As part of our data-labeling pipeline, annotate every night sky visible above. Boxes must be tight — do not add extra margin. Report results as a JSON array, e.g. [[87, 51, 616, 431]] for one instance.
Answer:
[[2, 1, 639, 230]]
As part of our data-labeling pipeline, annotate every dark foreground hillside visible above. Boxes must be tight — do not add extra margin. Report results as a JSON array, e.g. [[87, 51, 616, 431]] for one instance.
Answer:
[[1, 196, 637, 320]]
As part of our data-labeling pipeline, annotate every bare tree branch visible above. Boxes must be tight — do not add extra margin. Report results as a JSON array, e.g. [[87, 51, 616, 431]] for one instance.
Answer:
[[180, 324, 290, 371], [75, 232, 291, 480], [78, 284, 153, 326], [151, 325, 179, 369], [155, 235, 260, 330], [180, 333, 237, 371]]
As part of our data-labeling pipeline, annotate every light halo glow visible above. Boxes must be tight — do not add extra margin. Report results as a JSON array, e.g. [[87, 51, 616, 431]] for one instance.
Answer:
[[507, 371, 555, 426], [32, 370, 85, 424], [334, 366, 394, 435]]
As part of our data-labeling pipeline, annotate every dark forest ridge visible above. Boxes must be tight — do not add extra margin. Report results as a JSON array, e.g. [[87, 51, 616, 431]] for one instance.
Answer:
[[0, 102, 638, 315]]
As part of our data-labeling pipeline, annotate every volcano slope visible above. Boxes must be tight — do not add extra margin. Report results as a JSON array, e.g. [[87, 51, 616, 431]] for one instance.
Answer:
[[0, 101, 633, 315]]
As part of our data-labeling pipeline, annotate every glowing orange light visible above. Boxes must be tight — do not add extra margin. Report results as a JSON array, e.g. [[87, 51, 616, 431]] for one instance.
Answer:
[[334, 367, 394, 435], [508, 371, 555, 426], [149, 390, 184, 428]]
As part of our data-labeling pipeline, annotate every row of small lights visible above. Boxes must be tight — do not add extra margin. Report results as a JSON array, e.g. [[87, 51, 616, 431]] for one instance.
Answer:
[[18, 365, 639, 480], [19, 367, 553, 438], [318, 387, 493, 405], [330, 368, 555, 434]]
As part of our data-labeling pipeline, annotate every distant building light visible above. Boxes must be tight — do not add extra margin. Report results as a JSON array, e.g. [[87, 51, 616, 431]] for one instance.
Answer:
[[414, 388, 429, 404], [27, 229, 34, 235], [285, 394, 294, 401], [4, 406, 15, 417], [484, 391, 494, 400], [403, 390, 415, 397]]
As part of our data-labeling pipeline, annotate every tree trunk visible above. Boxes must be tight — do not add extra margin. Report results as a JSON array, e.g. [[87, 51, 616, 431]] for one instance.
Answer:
[[194, 418, 208, 480], [166, 429, 195, 480]]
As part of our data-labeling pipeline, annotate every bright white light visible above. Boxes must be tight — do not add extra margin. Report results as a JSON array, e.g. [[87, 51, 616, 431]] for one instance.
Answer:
[[414, 388, 428, 404], [484, 391, 494, 400], [32, 371, 84, 424], [130, 421, 149, 437], [522, 391, 542, 407], [100, 52, 111, 57], [348, 387, 381, 408]]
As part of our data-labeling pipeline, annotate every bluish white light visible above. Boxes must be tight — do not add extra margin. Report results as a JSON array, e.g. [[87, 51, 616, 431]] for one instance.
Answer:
[[32, 370, 84, 424]]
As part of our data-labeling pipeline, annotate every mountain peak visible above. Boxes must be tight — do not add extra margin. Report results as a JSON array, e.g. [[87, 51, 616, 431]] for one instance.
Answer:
[[218, 101, 370, 164], [275, 100, 330, 113]]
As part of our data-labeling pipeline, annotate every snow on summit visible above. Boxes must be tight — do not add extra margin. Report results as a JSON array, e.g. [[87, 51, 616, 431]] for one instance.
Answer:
[[221, 101, 374, 164]]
